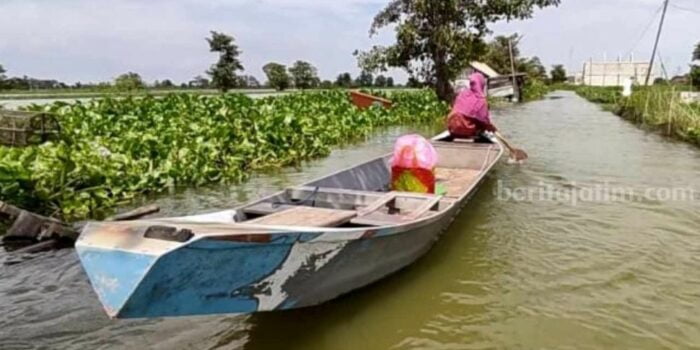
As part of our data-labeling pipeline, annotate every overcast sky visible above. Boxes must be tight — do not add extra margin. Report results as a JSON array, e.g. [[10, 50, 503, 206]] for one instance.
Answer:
[[0, 0, 698, 84]]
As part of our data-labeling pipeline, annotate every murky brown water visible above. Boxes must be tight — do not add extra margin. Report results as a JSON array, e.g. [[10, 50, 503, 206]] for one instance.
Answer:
[[2, 91, 700, 349]]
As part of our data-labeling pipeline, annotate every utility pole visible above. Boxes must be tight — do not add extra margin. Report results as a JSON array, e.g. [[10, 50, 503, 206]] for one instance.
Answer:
[[645, 0, 670, 86], [508, 36, 519, 102]]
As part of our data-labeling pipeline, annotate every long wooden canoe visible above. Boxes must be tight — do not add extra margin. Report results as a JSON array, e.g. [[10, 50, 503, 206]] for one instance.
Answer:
[[76, 133, 503, 318]]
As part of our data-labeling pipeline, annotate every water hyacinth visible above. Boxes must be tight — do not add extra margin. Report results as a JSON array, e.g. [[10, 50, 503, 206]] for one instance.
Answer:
[[0, 90, 448, 221]]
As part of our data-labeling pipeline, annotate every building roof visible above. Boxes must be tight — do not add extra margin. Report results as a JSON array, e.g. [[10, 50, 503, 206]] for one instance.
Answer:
[[469, 61, 501, 78]]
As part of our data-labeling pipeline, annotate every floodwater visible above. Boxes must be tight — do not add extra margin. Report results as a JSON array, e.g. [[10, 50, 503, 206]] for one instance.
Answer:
[[2, 91, 700, 349]]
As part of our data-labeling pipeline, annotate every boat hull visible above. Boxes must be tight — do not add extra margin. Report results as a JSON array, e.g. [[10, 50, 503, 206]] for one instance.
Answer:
[[78, 204, 467, 318], [76, 134, 503, 318]]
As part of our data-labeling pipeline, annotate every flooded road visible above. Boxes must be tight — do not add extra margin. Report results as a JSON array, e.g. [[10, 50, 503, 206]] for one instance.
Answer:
[[2, 91, 700, 349]]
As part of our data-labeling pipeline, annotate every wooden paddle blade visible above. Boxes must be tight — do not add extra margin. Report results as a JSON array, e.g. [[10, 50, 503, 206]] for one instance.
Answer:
[[511, 148, 529, 161]]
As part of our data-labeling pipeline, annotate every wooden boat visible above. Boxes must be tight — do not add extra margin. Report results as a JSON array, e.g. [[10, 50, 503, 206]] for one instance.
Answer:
[[76, 133, 503, 318]]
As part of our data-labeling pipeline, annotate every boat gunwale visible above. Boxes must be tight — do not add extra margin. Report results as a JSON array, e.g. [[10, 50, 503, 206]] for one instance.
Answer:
[[77, 133, 504, 250]]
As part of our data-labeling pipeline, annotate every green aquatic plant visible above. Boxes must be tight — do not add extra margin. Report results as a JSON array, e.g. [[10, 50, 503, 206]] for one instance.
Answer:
[[576, 86, 700, 146], [0, 90, 448, 221]]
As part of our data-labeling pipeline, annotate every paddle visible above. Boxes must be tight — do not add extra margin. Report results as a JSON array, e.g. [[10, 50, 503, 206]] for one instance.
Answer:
[[493, 132, 529, 162]]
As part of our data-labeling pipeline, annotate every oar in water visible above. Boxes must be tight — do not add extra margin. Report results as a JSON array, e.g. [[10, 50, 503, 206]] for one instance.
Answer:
[[493, 132, 529, 162]]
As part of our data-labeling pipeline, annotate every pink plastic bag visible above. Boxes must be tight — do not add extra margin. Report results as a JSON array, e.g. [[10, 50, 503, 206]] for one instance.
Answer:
[[390, 134, 438, 169], [390, 135, 438, 194]]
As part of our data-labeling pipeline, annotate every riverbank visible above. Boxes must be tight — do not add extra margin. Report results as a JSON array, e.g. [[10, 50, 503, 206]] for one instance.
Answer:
[[575, 86, 700, 145]]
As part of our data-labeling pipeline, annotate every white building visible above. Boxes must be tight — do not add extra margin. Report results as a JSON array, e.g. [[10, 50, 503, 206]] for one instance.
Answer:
[[578, 59, 657, 86]]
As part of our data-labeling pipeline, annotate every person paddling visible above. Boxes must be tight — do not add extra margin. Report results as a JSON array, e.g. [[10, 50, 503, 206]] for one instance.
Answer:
[[446, 72, 528, 161]]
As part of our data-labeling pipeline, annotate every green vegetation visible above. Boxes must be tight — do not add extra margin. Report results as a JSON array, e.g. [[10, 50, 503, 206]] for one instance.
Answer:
[[576, 86, 700, 145], [521, 79, 551, 102], [550, 65, 567, 84], [0, 90, 447, 221], [114, 72, 146, 91], [481, 34, 552, 102], [206, 31, 244, 92], [691, 42, 700, 88], [575, 86, 621, 105], [263, 63, 291, 91], [356, 0, 561, 101], [288, 61, 320, 90]]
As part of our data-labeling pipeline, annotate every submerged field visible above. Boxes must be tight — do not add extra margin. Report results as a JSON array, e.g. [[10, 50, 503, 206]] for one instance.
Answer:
[[0, 90, 448, 221], [575, 86, 700, 145]]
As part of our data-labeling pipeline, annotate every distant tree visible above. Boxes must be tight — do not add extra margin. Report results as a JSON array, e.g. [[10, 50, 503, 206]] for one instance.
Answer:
[[406, 77, 423, 88], [0, 64, 6, 89], [520, 56, 548, 82], [357, 0, 561, 101], [355, 71, 374, 87], [483, 34, 520, 75], [180, 83, 188, 89], [653, 77, 669, 85], [239, 75, 261, 88], [206, 31, 244, 92], [263, 63, 290, 91], [114, 72, 145, 91], [320, 80, 334, 89], [374, 75, 388, 87], [288, 61, 319, 89], [189, 75, 210, 88], [158, 79, 175, 88], [335, 73, 353, 88], [386, 77, 395, 88], [550, 65, 567, 84], [691, 42, 700, 89], [691, 68, 700, 89]]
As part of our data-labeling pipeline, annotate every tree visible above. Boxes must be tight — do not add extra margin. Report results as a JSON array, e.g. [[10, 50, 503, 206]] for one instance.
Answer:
[[374, 75, 388, 87], [691, 42, 700, 89], [159, 79, 175, 88], [406, 77, 423, 88], [0, 64, 5, 89], [550, 65, 567, 84], [189, 75, 210, 88], [288, 61, 319, 89], [519, 56, 548, 82], [359, 0, 561, 101], [483, 34, 520, 75], [263, 63, 291, 91], [235, 75, 260, 88], [114, 72, 145, 91], [387, 77, 395, 88], [355, 71, 374, 87], [691, 68, 700, 89], [320, 80, 334, 89], [335, 73, 353, 88], [206, 31, 244, 92]]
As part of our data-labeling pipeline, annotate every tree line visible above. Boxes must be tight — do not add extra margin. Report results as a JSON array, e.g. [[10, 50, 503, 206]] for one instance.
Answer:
[[0, 30, 402, 93]]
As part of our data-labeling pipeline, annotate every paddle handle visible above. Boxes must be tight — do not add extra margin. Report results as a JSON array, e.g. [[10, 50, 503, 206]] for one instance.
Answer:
[[493, 132, 516, 153]]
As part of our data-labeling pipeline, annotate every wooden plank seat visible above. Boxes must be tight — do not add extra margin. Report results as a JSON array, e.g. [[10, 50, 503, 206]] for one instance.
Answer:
[[242, 186, 451, 227], [242, 202, 297, 216], [246, 206, 357, 227], [435, 168, 481, 198]]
